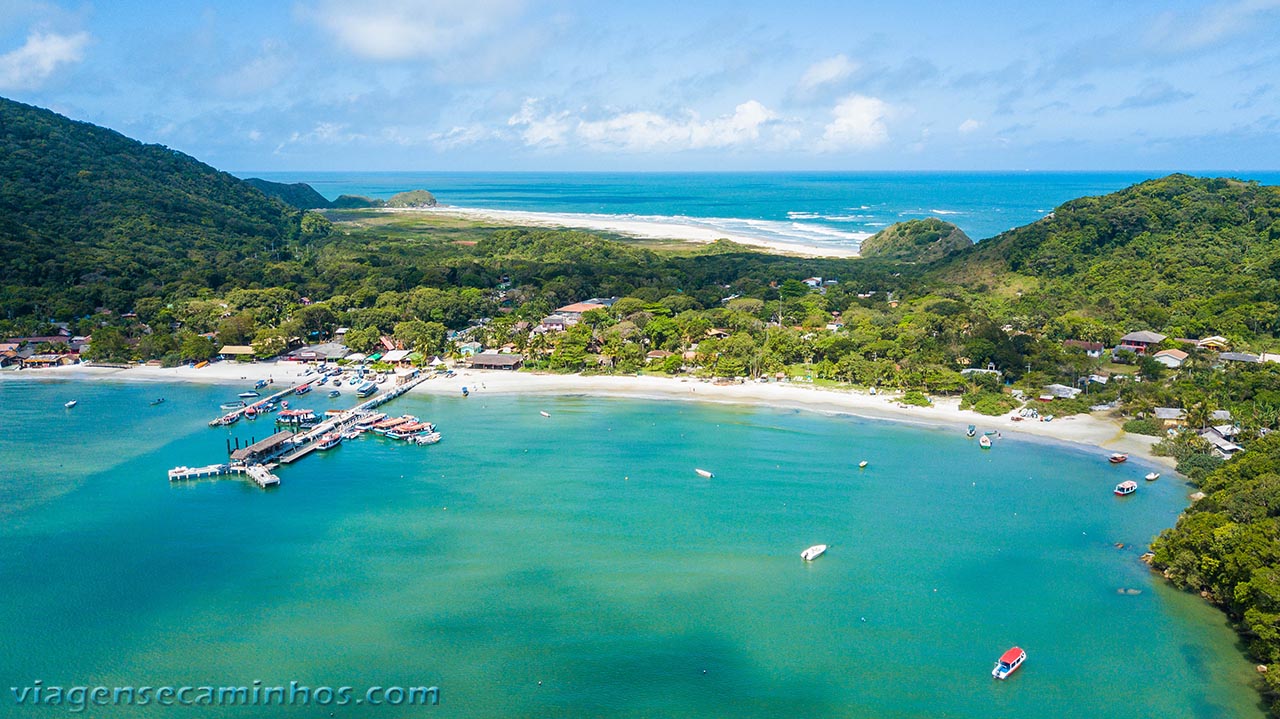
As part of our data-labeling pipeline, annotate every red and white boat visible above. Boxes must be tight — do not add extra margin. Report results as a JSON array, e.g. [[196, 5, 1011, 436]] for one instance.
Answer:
[[992, 646, 1026, 679], [1114, 480, 1137, 496], [1108, 453, 1128, 464]]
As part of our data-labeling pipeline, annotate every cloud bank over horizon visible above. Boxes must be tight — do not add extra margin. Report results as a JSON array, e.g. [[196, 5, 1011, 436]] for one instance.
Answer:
[[2, 0, 1278, 171]]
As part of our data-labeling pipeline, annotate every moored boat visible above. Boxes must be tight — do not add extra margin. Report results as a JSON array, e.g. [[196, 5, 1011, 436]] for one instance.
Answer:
[[238, 391, 260, 399], [1115, 480, 1137, 496], [64, 399, 77, 408], [150, 398, 165, 406], [255, 379, 268, 389], [800, 544, 827, 561], [328, 389, 341, 398], [979, 435, 992, 449], [294, 383, 311, 396], [220, 400, 246, 410], [356, 381, 377, 398], [540, 410, 551, 418], [695, 468, 714, 478], [966, 424, 976, 437], [858, 460, 869, 468], [1145, 472, 1160, 481], [317, 432, 341, 450], [414, 431, 442, 445], [1108, 453, 1128, 464], [992, 647, 1026, 679]]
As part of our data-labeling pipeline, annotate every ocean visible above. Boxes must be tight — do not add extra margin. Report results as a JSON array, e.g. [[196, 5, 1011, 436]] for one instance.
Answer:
[[243, 170, 1280, 252], [0, 378, 1265, 718]]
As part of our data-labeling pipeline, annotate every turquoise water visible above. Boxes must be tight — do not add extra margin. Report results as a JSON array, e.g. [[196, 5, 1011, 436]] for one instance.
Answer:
[[0, 379, 1266, 718], [244, 171, 1280, 250]]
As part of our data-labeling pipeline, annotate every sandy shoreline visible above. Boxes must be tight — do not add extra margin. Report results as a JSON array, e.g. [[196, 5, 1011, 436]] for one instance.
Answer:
[[3, 362, 1169, 469], [397, 206, 863, 258]]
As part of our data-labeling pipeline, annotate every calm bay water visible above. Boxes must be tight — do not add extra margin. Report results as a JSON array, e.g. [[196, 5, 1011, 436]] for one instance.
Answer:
[[244, 170, 1280, 250], [0, 378, 1265, 717]]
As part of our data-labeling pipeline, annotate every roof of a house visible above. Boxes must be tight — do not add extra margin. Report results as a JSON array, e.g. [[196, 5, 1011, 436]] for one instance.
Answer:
[[1153, 407, 1186, 420], [1064, 340, 1104, 351], [467, 352, 524, 367], [1199, 429, 1243, 452], [382, 349, 412, 362], [218, 345, 256, 355], [1121, 330, 1168, 344], [556, 302, 607, 314], [1220, 352, 1261, 363], [1153, 349, 1189, 360], [1197, 335, 1230, 347]]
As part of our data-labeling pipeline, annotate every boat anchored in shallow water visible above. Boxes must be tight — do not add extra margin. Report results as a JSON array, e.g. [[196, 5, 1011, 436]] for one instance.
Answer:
[[858, 460, 869, 468], [800, 544, 827, 561], [1108, 453, 1128, 464], [979, 435, 992, 449], [695, 468, 714, 478], [1145, 472, 1160, 481], [992, 647, 1026, 679], [540, 411, 551, 418], [966, 424, 976, 438], [1115, 480, 1137, 496], [64, 399, 77, 409]]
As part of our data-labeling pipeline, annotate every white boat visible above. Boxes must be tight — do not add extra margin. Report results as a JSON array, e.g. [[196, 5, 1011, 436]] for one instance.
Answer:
[[1115, 480, 1138, 496], [801, 544, 827, 561], [695, 468, 714, 478], [414, 432, 442, 445], [979, 435, 992, 449], [238, 391, 260, 399], [64, 399, 77, 408], [858, 460, 868, 468], [1145, 472, 1160, 481], [540, 411, 551, 418], [317, 432, 342, 450], [992, 647, 1026, 679]]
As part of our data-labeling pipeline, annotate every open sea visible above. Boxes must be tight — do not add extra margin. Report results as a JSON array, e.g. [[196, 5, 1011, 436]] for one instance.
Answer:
[[244, 170, 1280, 252], [0, 378, 1267, 718]]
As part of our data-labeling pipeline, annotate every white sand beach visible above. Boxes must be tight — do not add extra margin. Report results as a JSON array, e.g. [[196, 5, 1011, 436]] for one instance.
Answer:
[[5, 361, 1167, 467], [400, 206, 863, 258]]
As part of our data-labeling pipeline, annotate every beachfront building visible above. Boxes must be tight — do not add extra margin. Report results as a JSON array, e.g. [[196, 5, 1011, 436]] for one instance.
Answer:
[[1200, 428, 1244, 459], [1152, 349, 1189, 369], [458, 341, 483, 356], [230, 431, 296, 464], [1154, 407, 1187, 428], [1118, 330, 1167, 355], [218, 344, 257, 360], [382, 349, 414, 368], [285, 342, 350, 363], [466, 352, 524, 370]]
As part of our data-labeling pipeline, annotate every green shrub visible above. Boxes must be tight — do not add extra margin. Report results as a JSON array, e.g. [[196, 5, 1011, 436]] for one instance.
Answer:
[[1123, 418, 1165, 436], [961, 391, 1020, 416], [900, 390, 932, 407]]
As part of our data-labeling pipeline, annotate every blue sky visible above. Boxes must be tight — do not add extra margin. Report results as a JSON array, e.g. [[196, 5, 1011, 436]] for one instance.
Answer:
[[1, 0, 1278, 171]]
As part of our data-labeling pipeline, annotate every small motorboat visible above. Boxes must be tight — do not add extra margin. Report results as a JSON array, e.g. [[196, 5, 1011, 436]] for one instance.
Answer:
[[966, 424, 976, 438], [238, 391, 260, 399], [254, 379, 268, 389], [415, 431, 442, 445], [540, 411, 551, 418], [801, 544, 828, 561], [461, 386, 469, 397], [979, 435, 992, 449], [64, 399, 77, 409], [317, 432, 342, 450], [1145, 472, 1160, 481], [150, 398, 165, 406], [220, 401, 246, 410], [1108, 453, 1128, 464], [858, 460, 869, 468], [992, 647, 1026, 680], [1115, 480, 1138, 496], [328, 390, 341, 398], [695, 468, 714, 478]]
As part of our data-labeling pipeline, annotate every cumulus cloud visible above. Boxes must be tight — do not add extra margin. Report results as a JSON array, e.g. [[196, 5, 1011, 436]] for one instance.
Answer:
[[797, 54, 858, 95], [0, 30, 89, 90], [958, 118, 982, 134], [308, 0, 525, 61], [508, 99, 779, 153], [821, 94, 890, 150]]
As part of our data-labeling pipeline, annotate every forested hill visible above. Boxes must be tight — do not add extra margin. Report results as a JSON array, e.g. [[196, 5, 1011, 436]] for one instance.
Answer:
[[0, 97, 327, 320], [931, 174, 1280, 341]]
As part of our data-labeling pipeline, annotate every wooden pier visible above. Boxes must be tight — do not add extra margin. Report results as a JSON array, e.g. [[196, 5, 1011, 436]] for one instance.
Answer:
[[208, 382, 303, 427], [168, 463, 280, 487], [177, 371, 435, 486]]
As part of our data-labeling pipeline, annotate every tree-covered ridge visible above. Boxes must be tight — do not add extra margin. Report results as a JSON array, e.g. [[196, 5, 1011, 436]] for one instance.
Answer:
[[858, 218, 972, 262], [243, 178, 331, 209], [935, 174, 1280, 341], [0, 96, 330, 321], [1152, 433, 1280, 713]]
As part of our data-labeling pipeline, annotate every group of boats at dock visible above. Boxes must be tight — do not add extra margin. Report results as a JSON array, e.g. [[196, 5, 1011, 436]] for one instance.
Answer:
[[311, 413, 442, 451]]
